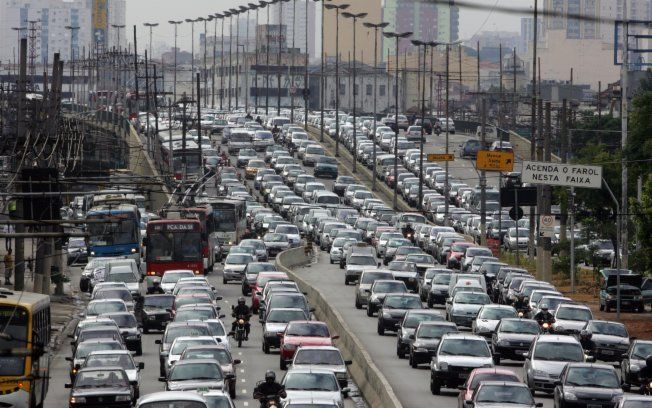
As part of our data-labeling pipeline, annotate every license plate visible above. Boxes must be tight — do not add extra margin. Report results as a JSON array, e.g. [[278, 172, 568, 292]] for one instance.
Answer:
[[602, 350, 614, 355]]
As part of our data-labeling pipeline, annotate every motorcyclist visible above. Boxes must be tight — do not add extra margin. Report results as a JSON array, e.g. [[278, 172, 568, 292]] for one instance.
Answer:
[[533, 304, 554, 326], [231, 297, 252, 340], [147, 279, 165, 294], [579, 329, 595, 354], [253, 370, 287, 407]]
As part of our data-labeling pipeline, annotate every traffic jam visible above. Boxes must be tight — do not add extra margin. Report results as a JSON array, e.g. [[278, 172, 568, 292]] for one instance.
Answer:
[[61, 110, 651, 408]]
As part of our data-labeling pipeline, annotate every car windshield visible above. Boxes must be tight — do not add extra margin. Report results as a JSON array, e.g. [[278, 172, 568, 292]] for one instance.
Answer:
[[439, 339, 490, 357], [417, 325, 457, 339], [85, 354, 135, 369], [533, 342, 584, 361], [470, 373, 520, 390], [294, 349, 343, 365], [286, 323, 329, 337], [266, 310, 306, 323], [75, 369, 129, 388], [455, 293, 490, 305], [144, 296, 174, 308], [565, 367, 619, 388], [556, 307, 592, 321], [475, 385, 534, 405], [587, 321, 628, 337], [499, 320, 540, 334], [184, 348, 231, 364], [479, 307, 516, 320], [403, 313, 442, 328], [170, 363, 223, 381], [284, 372, 338, 391], [383, 296, 422, 309]]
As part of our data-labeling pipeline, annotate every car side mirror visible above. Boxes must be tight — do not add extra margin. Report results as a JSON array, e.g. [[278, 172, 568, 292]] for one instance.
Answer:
[[344, 360, 352, 365], [64, 383, 72, 389], [234, 359, 242, 365], [155, 339, 162, 345], [158, 377, 166, 382]]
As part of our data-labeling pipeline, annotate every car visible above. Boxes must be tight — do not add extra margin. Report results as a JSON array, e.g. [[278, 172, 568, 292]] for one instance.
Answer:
[[471, 305, 517, 338], [396, 309, 445, 359], [457, 369, 522, 408], [491, 318, 541, 363], [81, 350, 144, 399], [367, 279, 409, 316], [290, 346, 352, 388], [467, 381, 540, 408], [101, 311, 143, 355], [429, 333, 495, 395], [281, 368, 349, 406], [180, 345, 241, 399], [262, 307, 311, 354], [524, 334, 589, 394], [408, 321, 458, 368], [66, 367, 135, 407], [621, 339, 652, 389], [161, 359, 234, 392], [279, 321, 336, 370], [139, 294, 174, 333], [377, 293, 423, 335], [553, 363, 624, 408], [581, 320, 630, 363], [446, 292, 492, 328]]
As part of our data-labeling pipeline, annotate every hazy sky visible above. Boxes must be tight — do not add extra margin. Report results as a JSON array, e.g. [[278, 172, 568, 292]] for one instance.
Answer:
[[126, 0, 532, 52]]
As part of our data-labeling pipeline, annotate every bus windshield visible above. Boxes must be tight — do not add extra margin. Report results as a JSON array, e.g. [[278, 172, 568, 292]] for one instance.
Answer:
[[147, 231, 202, 262], [0, 306, 27, 375], [87, 214, 138, 246]]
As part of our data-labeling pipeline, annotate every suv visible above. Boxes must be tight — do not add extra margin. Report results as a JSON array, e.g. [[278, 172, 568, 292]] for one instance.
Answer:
[[429, 333, 494, 395]]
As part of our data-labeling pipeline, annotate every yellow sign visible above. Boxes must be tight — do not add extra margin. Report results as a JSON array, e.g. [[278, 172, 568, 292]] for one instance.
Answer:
[[427, 153, 454, 162], [476, 150, 515, 172]]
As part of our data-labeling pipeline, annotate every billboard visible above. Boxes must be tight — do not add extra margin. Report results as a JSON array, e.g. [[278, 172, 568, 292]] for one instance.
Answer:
[[92, 0, 108, 48]]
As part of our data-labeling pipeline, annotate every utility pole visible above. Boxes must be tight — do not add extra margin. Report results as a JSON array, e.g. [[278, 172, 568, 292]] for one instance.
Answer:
[[480, 98, 487, 246]]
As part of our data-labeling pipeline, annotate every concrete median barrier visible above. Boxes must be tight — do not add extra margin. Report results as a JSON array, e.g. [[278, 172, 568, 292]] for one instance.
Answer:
[[276, 247, 404, 408]]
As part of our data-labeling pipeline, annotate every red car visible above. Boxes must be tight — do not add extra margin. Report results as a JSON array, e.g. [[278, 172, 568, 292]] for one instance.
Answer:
[[279, 321, 338, 370], [456, 367, 521, 408], [250, 272, 288, 313], [446, 241, 475, 269]]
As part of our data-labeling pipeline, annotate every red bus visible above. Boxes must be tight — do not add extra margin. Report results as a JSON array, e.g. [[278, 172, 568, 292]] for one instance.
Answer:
[[145, 219, 203, 277]]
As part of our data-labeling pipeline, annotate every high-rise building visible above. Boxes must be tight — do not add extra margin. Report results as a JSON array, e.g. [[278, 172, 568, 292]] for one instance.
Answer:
[[269, 0, 317, 60], [0, 0, 125, 64]]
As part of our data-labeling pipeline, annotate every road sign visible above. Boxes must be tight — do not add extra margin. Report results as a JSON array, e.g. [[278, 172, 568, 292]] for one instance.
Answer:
[[521, 161, 602, 189], [427, 153, 454, 162], [539, 215, 555, 238], [476, 150, 515, 172], [509, 206, 524, 221]]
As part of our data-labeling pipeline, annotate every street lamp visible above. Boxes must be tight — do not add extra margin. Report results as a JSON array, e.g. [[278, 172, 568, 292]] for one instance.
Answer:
[[363, 21, 389, 191], [277, 0, 291, 115], [383, 30, 412, 209], [168, 20, 183, 103], [342, 11, 367, 173], [65, 25, 79, 101], [324, 2, 349, 157]]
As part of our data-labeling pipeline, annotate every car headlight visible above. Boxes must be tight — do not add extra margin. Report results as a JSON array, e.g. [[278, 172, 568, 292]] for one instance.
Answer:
[[532, 369, 549, 378], [70, 396, 86, 404], [563, 391, 577, 401]]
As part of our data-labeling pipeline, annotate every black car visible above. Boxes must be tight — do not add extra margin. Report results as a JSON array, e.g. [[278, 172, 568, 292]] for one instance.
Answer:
[[332, 176, 356, 196], [409, 321, 458, 368], [396, 309, 445, 359], [553, 363, 624, 408], [314, 156, 339, 179], [377, 294, 423, 335], [581, 320, 630, 363], [491, 317, 540, 363], [139, 294, 174, 333], [66, 367, 135, 407]]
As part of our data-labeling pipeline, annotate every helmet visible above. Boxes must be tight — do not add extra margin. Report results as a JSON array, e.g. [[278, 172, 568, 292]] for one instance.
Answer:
[[265, 370, 276, 384], [238, 297, 246, 306], [579, 329, 592, 340], [540, 304, 549, 312]]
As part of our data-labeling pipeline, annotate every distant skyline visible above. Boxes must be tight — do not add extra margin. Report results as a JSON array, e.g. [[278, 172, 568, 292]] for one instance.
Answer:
[[126, 0, 530, 54]]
